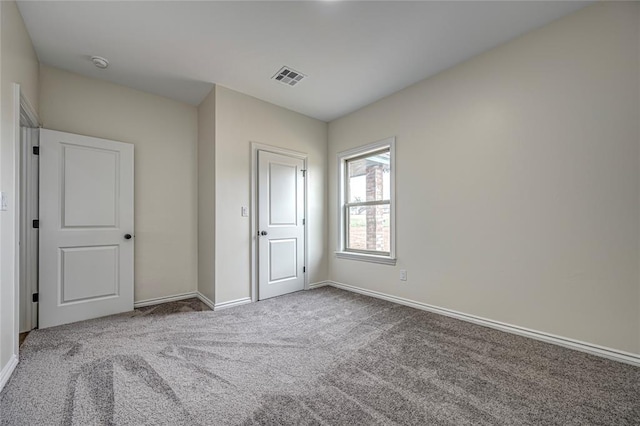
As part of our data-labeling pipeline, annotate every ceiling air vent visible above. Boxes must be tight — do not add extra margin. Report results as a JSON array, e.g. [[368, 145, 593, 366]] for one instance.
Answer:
[[272, 66, 306, 87]]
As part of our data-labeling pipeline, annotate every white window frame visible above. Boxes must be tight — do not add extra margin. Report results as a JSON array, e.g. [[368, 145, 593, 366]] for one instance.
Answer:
[[336, 137, 396, 265]]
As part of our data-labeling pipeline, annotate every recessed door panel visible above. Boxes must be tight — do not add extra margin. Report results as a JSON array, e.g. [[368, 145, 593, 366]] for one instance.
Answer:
[[63, 145, 119, 228], [258, 150, 305, 300], [269, 163, 297, 226], [61, 246, 119, 304], [40, 129, 134, 328], [269, 239, 297, 282]]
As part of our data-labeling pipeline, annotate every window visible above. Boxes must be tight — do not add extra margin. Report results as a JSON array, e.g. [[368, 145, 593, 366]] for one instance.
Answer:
[[336, 137, 396, 265]]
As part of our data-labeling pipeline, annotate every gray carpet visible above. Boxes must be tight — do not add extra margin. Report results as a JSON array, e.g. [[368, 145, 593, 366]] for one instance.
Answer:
[[1, 287, 638, 425], [133, 297, 211, 316]]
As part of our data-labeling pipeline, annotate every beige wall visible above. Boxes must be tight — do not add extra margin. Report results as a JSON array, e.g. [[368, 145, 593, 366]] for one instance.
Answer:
[[0, 0, 39, 374], [215, 86, 328, 304], [39, 66, 198, 303], [198, 87, 216, 303], [328, 2, 640, 354]]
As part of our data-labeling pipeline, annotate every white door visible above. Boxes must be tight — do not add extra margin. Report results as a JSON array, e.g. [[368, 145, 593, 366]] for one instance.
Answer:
[[258, 150, 305, 300], [39, 129, 134, 328]]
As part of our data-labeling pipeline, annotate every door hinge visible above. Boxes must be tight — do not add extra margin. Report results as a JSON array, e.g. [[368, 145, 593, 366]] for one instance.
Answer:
[[303, 266, 306, 273], [32, 146, 39, 155], [32, 293, 38, 303], [301, 169, 306, 177], [32, 219, 39, 229], [303, 218, 305, 225]]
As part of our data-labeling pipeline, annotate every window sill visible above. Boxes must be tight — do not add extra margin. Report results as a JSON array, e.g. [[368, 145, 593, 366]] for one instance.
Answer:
[[335, 251, 397, 266]]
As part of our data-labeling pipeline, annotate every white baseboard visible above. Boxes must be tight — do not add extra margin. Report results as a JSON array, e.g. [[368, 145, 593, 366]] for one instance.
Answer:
[[196, 292, 215, 310], [0, 355, 18, 392], [327, 280, 640, 367], [214, 297, 252, 311], [308, 281, 330, 289], [134, 292, 198, 308]]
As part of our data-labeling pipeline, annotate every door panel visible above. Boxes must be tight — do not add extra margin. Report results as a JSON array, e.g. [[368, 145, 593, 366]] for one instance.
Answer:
[[60, 245, 119, 303], [269, 163, 297, 225], [258, 150, 305, 300], [62, 145, 119, 228], [269, 239, 297, 282], [39, 129, 134, 328]]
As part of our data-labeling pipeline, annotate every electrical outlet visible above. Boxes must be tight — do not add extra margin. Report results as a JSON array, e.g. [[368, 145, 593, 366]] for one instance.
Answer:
[[0, 192, 7, 211], [400, 269, 407, 281], [241, 206, 249, 217]]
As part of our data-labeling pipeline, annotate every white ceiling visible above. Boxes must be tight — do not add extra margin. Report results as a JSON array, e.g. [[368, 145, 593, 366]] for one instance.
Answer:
[[18, 1, 590, 122]]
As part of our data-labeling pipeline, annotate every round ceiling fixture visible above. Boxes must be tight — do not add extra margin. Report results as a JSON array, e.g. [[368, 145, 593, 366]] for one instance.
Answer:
[[91, 56, 109, 69]]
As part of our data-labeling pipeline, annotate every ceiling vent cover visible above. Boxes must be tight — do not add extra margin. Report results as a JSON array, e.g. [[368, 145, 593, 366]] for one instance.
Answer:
[[272, 66, 306, 87]]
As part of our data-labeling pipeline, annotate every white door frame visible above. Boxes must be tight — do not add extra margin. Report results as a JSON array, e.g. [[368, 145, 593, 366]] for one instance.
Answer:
[[250, 142, 308, 303]]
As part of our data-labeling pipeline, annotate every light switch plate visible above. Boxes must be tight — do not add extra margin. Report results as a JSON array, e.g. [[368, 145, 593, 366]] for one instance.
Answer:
[[400, 269, 407, 281], [241, 206, 249, 217], [0, 192, 7, 211]]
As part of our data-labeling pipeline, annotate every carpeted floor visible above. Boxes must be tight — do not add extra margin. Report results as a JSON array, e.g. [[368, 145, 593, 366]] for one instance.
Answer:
[[1, 287, 639, 425], [133, 297, 211, 316]]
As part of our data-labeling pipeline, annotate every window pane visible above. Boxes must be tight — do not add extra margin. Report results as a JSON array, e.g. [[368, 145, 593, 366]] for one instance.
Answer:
[[347, 204, 390, 253], [347, 150, 390, 203]]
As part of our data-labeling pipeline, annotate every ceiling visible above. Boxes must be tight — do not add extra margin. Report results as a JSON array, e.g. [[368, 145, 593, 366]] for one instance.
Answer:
[[18, 1, 590, 122]]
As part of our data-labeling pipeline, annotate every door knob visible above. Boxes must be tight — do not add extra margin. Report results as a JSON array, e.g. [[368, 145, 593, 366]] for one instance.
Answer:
[[260, 231, 268, 236], [124, 234, 132, 240]]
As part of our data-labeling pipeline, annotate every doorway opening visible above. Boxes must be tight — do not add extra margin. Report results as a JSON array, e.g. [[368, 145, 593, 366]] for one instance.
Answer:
[[18, 88, 40, 337]]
